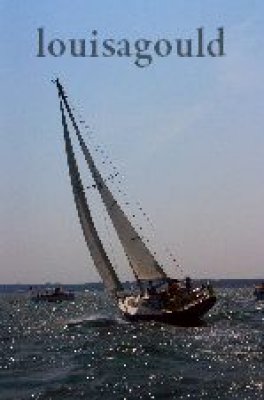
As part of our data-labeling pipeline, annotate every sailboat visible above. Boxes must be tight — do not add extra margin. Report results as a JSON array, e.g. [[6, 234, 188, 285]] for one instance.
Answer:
[[54, 79, 216, 324]]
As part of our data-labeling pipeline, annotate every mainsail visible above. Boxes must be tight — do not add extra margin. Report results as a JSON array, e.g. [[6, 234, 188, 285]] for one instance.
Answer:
[[59, 97, 123, 294], [56, 79, 168, 282]]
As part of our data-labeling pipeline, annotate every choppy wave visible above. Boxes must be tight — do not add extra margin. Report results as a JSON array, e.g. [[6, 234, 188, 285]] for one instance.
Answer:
[[0, 288, 263, 399], [65, 313, 127, 328]]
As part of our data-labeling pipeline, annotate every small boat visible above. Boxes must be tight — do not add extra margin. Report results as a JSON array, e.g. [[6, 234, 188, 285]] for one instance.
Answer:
[[254, 283, 264, 301], [54, 79, 216, 325], [31, 287, 75, 303]]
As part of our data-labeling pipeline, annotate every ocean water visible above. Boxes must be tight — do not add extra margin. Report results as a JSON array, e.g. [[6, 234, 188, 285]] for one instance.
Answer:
[[0, 285, 263, 400]]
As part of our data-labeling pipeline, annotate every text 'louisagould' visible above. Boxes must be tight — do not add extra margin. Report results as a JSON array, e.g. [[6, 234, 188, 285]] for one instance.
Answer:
[[36, 27, 225, 68]]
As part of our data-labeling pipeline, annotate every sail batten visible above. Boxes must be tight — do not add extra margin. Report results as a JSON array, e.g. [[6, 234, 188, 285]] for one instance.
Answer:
[[57, 79, 168, 282], [59, 98, 123, 294]]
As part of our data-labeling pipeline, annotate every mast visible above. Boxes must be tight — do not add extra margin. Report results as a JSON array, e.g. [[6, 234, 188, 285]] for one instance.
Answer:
[[58, 96, 123, 295], [56, 79, 168, 282]]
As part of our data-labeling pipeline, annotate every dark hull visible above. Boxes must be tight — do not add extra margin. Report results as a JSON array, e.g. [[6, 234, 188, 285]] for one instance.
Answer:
[[122, 296, 216, 326], [31, 294, 75, 303]]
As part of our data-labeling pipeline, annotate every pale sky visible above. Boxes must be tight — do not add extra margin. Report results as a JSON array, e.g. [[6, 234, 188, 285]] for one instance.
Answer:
[[0, 1, 264, 283]]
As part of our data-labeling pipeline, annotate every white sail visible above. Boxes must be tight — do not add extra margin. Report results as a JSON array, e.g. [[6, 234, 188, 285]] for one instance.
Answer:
[[57, 80, 167, 282], [59, 98, 123, 294]]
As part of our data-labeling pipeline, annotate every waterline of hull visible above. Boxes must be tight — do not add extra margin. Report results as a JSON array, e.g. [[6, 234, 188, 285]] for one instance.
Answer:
[[120, 295, 216, 326]]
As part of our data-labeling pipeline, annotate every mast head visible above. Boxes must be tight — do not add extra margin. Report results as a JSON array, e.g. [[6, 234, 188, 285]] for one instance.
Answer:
[[53, 78, 64, 98], [51, 77, 57, 84]]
